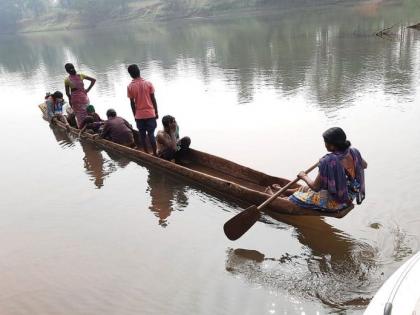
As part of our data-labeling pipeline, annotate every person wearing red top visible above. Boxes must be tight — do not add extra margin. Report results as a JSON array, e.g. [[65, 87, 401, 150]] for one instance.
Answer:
[[127, 64, 158, 155]]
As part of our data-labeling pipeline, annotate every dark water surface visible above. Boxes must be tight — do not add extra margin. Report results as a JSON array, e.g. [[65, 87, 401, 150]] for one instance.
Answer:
[[1, 2, 420, 314]]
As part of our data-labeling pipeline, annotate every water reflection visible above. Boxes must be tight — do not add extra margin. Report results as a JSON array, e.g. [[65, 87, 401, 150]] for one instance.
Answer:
[[49, 125, 132, 188], [80, 143, 132, 188], [2, 4, 420, 110], [147, 168, 189, 227], [80, 141, 109, 189], [50, 124, 189, 223], [225, 216, 379, 311], [49, 123, 192, 221], [104, 148, 131, 169], [50, 125, 75, 148]]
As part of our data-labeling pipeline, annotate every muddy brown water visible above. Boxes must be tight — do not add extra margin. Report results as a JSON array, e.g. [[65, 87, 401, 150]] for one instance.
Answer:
[[1, 2, 420, 314]]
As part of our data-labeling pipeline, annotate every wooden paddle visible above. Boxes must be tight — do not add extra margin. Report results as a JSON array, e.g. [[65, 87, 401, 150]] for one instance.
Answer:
[[223, 162, 319, 240]]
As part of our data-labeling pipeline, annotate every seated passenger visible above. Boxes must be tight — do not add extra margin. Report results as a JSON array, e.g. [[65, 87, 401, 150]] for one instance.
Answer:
[[267, 127, 367, 212], [99, 109, 136, 148], [156, 115, 191, 161], [45, 91, 70, 131], [85, 105, 103, 123], [79, 105, 104, 136], [63, 102, 77, 128]]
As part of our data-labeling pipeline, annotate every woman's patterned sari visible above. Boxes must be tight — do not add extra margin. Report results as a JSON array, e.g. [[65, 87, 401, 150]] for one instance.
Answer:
[[289, 147, 365, 211]]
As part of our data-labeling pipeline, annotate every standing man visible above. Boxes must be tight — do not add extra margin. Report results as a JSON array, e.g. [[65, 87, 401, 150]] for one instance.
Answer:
[[127, 64, 158, 155]]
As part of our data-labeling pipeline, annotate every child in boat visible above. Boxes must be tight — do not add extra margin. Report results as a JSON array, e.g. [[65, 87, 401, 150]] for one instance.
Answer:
[[78, 105, 104, 136], [99, 109, 136, 148], [63, 102, 77, 128], [156, 115, 191, 161], [267, 127, 367, 212], [45, 91, 71, 131]]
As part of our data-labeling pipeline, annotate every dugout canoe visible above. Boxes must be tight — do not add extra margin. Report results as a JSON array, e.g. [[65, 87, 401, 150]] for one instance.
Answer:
[[39, 104, 353, 218]]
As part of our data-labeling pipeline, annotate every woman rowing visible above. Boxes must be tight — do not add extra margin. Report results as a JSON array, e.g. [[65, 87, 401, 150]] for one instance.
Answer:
[[64, 63, 96, 128], [267, 127, 367, 211]]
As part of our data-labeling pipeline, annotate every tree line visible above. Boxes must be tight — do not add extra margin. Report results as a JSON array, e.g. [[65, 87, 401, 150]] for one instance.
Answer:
[[1, 0, 48, 29], [0, 0, 391, 32], [0, 0, 140, 31]]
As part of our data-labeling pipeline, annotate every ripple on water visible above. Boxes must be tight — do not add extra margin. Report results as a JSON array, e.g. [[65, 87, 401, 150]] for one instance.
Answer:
[[225, 239, 382, 312]]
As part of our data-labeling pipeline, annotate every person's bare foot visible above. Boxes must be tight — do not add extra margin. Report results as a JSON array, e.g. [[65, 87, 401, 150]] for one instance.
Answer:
[[272, 184, 282, 191], [265, 184, 289, 196], [264, 186, 274, 195]]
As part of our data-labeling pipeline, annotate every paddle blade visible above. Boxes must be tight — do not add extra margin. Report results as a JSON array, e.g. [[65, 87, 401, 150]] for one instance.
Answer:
[[223, 205, 261, 241]]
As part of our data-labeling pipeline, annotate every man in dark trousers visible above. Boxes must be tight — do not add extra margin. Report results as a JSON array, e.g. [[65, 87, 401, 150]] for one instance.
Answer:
[[127, 64, 158, 155]]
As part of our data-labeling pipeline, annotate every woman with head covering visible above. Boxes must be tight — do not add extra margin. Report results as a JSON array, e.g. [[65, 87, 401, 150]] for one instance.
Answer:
[[268, 127, 367, 211], [64, 63, 96, 128]]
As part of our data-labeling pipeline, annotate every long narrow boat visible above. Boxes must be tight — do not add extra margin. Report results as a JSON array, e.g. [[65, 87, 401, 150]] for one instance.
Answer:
[[39, 104, 353, 218]]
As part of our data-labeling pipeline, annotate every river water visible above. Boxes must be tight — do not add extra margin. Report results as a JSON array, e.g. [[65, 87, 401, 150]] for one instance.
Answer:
[[1, 2, 420, 314]]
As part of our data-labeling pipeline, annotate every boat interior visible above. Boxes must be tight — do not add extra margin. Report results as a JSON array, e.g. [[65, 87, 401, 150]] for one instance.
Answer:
[[40, 103, 295, 195]]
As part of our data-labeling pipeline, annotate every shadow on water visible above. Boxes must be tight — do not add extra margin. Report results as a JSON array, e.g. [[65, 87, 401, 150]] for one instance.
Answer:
[[225, 215, 381, 312]]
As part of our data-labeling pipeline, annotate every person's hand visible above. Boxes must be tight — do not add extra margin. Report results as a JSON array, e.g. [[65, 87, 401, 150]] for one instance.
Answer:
[[92, 134, 99, 139], [155, 114, 159, 119], [297, 171, 307, 180]]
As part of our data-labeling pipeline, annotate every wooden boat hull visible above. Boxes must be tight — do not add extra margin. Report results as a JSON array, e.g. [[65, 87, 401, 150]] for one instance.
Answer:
[[39, 104, 353, 218]]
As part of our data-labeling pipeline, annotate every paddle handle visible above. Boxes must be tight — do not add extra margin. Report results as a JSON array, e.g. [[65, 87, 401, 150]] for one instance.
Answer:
[[257, 162, 319, 211]]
